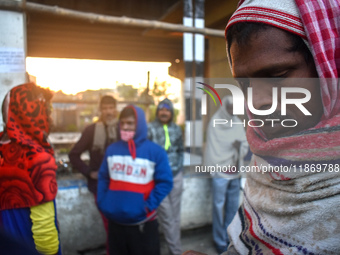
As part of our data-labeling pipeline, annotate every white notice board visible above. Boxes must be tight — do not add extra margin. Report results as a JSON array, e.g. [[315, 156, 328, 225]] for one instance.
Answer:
[[0, 47, 25, 73]]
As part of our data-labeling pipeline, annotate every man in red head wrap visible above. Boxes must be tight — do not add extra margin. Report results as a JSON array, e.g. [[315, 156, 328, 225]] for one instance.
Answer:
[[223, 0, 340, 254]]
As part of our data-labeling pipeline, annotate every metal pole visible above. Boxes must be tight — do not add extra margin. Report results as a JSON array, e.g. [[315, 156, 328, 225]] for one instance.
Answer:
[[194, 0, 205, 154], [183, 0, 193, 152], [192, 0, 196, 153], [0, 0, 225, 38], [145, 71, 150, 122]]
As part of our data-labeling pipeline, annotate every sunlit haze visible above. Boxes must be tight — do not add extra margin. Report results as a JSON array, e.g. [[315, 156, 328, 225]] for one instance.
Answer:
[[26, 57, 181, 95]]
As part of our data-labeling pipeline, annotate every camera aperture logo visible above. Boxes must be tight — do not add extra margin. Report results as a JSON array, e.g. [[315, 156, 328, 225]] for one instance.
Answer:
[[196, 82, 312, 128], [196, 82, 222, 112]]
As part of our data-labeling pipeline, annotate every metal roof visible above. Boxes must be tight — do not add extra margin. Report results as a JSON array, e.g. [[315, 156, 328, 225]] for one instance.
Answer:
[[24, 0, 237, 62], [25, 0, 183, 61]]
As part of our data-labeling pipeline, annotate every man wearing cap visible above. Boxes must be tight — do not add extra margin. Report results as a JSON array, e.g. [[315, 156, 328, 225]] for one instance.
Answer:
[[222, 0, 340, 254], [148, 98, 184, 255]]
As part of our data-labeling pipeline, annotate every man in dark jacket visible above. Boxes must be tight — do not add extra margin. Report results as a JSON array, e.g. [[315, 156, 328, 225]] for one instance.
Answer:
[[148, 98, 184, 255], [68, 95, 117, 235]]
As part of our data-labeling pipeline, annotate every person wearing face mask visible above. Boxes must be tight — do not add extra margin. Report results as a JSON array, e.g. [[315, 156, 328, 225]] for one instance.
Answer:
[[97, 105, 173, 255], [68, 95, 118, 245]]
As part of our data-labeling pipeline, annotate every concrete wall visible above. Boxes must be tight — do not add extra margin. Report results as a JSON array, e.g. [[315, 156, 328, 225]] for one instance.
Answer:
[[0, 9, 27, 131], [56, 170, 213, 255], [56, 179, 105, 255]]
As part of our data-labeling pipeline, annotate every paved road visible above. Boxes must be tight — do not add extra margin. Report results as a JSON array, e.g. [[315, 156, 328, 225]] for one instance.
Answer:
[[81, 225, 219, 255], [167, 226, 218, 255]]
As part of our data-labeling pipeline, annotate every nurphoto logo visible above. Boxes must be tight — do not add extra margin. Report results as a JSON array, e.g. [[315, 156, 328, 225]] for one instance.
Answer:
[[196, 82, 312, 128]]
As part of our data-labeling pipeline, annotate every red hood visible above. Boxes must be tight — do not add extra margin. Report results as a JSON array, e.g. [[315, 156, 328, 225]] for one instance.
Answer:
[[5, 83, 54, 153]]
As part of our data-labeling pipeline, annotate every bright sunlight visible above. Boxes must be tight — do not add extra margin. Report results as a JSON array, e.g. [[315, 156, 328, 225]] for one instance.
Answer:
[[26, 57, 181, 95]]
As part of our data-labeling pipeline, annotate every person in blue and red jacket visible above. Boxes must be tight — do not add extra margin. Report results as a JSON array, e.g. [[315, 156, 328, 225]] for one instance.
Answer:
[[97, 105, 173, 255]]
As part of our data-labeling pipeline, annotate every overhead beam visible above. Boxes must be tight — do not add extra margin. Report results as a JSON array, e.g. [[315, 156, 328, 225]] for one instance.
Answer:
[[0, 0, 225, 38], [205, 0, 238, 28]]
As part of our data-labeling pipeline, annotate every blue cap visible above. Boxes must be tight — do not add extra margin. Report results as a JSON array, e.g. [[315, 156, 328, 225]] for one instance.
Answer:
[[158, 103, 171, 110]]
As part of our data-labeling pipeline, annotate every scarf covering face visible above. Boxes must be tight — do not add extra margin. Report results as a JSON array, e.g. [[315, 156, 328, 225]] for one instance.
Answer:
[[225, 0, 340, 254], [0, 83, 58, 210]]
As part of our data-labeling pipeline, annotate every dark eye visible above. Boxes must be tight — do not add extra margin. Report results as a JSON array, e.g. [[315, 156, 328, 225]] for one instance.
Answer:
[[269, 74, 288, 85], [271, 71, 289, 79]]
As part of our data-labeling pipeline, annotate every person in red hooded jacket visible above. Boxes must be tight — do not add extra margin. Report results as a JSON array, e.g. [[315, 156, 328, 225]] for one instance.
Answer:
[[0, 83, 61, 255]]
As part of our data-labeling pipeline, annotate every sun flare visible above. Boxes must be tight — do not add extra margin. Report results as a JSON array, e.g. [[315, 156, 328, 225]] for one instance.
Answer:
[[26, 57, 180, 95]]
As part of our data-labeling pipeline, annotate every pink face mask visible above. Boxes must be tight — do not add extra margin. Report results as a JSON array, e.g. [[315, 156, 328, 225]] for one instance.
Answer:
[[120, 130, 135, 142]]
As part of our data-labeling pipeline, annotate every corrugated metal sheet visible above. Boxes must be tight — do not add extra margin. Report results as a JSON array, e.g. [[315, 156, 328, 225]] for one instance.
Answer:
[[27, 12, 183, 61], [26, 0, 183, 61], [28, 0, 180, 20], [25, 0, 236, 62]]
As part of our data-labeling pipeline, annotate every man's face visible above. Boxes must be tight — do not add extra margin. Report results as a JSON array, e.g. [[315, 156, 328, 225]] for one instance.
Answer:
[[158, 108, 172, 124], [120, 115, 136, 131], [100, 103, 117, 124], [229, 26, 323, 139]]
